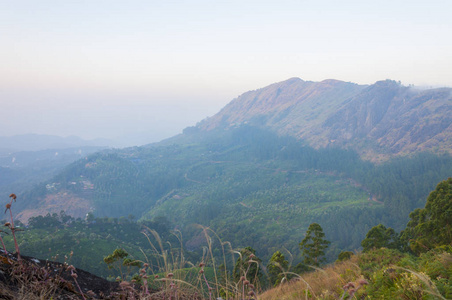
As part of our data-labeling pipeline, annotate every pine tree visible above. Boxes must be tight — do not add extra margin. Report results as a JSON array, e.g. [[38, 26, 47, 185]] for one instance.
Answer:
[[299, 223, 330, 266]]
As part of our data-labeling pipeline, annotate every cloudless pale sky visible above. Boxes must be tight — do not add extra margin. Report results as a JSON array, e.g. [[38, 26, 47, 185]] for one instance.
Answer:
[[1, 0, 451, 145]]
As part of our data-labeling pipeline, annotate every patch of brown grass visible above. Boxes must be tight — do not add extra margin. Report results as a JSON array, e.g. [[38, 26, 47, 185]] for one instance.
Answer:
[[259, 255, 365, 300]]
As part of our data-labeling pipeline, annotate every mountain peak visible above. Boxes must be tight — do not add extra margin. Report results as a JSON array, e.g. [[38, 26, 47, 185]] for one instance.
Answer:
[[283, 77, 303, 83], [320, 78, 345, 84]]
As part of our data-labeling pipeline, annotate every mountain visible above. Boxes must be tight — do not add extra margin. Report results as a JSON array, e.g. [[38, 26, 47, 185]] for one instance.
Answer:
[[197, 78, 452, 161], [9, 78, 452, 263]]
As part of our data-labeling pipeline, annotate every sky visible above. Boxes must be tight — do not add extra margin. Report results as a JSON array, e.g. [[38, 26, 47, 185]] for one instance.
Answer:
[[1, 0, 451, 146]]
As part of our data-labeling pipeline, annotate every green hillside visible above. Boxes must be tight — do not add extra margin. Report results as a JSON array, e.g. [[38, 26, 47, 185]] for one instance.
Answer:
[[1, 212, 176, 278], [15, 126, 452, 264]]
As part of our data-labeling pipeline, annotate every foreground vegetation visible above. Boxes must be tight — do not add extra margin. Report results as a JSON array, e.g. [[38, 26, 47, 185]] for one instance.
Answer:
[[1, 177, 451, 299], [260, 248, 451, 300]]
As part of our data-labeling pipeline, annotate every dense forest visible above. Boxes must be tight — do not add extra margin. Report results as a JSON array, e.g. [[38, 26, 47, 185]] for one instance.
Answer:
[[9, 125, 452, 270]]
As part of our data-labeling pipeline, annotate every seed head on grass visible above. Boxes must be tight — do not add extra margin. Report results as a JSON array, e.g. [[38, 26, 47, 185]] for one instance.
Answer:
[[66, 265, 75, 272], [86, 290, 96, 297], [357, 278, 368, 286], [67, 265, 86, 300], [343, 282, 355, 290]]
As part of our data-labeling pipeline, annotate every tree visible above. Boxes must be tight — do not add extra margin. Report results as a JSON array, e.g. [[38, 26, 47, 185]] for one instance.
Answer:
[[104, 248, 141, 280], [361, 224, 400, 252], [85, 212, 95, 223], [28, 213, 62, 229], [299, 223, 330, 266], [59, 210, 73, 224], [267, 251, 289, 286], [402, 178, 452, 254]]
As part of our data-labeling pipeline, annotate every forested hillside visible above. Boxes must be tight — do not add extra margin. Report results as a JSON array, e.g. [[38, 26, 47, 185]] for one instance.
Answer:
[[4, 78, 451, 276], [2, 167, 450, 300], [15, 126, 452, 263]]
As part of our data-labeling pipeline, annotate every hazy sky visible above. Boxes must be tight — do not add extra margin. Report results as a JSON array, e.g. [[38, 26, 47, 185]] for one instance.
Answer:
[[1, 0, 451, 145]]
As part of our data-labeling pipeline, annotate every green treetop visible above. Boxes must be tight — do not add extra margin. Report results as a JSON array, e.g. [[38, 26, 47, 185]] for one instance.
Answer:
[[361, 224, 400, 252], [299, 223, 330, 266], [267, 250, 289, 286], [402, 177, 452, 254]]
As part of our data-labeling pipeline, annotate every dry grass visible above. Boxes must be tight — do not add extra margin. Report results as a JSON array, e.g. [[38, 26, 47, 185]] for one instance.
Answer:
[[0, 282, 64, 300], [259, 255, 365, 300]]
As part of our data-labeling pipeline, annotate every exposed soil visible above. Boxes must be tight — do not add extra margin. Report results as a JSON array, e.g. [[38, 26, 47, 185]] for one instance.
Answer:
[[16, 191, 92, 224]]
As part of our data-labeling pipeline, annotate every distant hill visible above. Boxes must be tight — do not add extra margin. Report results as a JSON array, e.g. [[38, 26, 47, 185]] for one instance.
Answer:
[[0, 134, 110, 197], [0, 146, 107, 212], [0, 134, 109, 212], [0, 134, 112, 154], [197, 78, 452, 161]]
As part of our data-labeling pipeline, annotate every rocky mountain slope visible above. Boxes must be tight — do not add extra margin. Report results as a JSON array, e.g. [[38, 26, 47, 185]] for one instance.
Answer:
[[197, 78, 451, 161]]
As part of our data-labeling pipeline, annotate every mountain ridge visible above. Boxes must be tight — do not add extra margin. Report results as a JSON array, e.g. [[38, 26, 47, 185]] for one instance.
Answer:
[[196, 78, 451, 161]]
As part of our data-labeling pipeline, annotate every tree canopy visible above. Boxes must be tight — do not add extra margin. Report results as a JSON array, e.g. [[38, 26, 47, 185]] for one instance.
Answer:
[[361, 224, 400, 252], [299, 223, 330, 266], [267, 251, 289, 286], [402, 177, 452, 254]]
